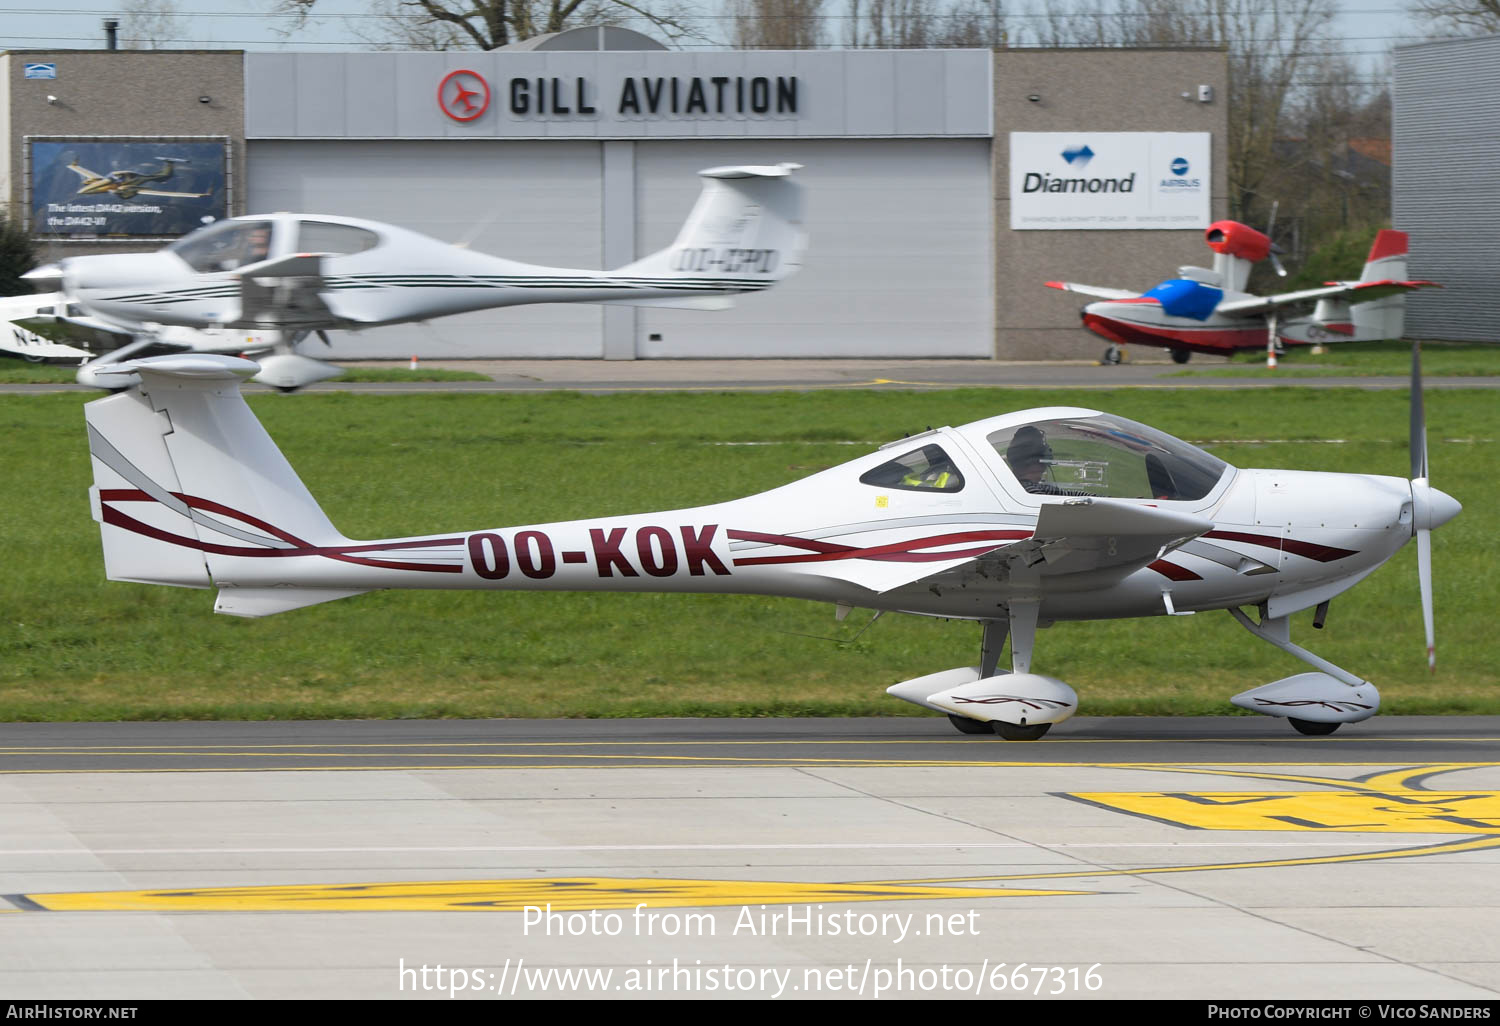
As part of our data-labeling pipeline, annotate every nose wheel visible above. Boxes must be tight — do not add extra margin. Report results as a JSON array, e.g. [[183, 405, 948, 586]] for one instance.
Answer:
[[1101, 345, 1123, 365]]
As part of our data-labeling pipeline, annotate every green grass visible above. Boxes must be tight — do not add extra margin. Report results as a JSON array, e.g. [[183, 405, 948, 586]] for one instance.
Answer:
[[0, 361, 83, 384], [2, 387, 1495, 721], [1170, 340, 1500, 378]]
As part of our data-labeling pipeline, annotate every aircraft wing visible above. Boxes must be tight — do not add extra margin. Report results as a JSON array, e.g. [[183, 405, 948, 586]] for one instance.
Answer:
[[13, 310, 138, 350], [1044, 281, 1142, 301], [138, 188, 212, 199], [66, 163, 103, 182], [815, 499, 1212, 597], [1215, 279, 1441, 319], [232, 252, 376, 328]]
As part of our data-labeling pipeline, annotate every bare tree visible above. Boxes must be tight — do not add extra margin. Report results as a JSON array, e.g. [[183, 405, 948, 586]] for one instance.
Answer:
[[731, 0, 826, 48], [119, 0, 186, 49], [1410, 0, 1500, 34], [270, 0, 705, 50], [1026, 0, 1338, 227]]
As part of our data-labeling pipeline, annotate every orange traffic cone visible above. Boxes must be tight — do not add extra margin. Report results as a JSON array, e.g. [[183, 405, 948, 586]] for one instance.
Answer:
[[409, 355, 419, 371]]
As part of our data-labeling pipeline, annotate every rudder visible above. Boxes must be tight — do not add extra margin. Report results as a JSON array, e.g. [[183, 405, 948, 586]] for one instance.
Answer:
[[85, 354, 348, 592]]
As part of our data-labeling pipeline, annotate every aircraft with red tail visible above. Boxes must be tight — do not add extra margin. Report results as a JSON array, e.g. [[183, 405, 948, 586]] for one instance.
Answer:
[[1047, 223, 1439, 365]]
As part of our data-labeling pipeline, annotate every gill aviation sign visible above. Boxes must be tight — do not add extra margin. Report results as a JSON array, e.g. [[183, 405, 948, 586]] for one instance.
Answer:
[[1010, 132, 1210, 230]]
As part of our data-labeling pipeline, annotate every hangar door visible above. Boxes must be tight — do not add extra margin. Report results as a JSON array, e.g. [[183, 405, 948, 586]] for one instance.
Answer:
[[247, 137, 992, 358]]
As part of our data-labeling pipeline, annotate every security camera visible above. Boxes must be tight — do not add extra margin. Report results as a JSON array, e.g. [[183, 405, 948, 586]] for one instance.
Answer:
[[198, 95, 211, 104], [46, 95, 58, 105], [1027, 93, 1041, 103]]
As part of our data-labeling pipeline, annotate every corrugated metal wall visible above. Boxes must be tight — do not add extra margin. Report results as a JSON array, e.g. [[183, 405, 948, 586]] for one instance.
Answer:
[[1394, 36, 1500, 342]]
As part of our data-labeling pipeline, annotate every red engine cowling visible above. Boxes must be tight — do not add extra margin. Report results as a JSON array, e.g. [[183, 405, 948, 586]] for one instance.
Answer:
[[1204, 221, 1271, 263]]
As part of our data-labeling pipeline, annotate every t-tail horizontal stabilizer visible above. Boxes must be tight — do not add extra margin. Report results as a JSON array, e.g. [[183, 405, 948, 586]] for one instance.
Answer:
[[83, 354, 369, 614]]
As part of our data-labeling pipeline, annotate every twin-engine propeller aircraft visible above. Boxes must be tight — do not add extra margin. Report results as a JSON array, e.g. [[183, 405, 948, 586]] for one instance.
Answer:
[[83, 347, 1458, 739], [30, 163, 805, 391], [67, 158, 213, 201], [1047, 223, 1439, 365]]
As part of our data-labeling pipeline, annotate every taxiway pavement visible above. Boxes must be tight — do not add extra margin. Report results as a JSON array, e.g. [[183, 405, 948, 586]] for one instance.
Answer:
[[3, 717, 1498, 1000]]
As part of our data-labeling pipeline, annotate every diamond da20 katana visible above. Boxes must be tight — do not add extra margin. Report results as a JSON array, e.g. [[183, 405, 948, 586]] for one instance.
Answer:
[[82, 349, 1457, 738]]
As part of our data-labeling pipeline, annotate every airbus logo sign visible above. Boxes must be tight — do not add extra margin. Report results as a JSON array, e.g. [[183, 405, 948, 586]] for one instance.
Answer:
[[1160, 155, 1202, 190]]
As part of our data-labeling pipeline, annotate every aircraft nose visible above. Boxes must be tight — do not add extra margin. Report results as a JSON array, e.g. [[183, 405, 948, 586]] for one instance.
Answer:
[[1411, 480, 1462, 533], [23, 262, 64, 288], [1421, 485, 1462, 531]]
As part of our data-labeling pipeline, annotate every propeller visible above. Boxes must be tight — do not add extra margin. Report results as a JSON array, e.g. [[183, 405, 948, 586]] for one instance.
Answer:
[[1407, 340, 1463, 671], [1264, 201, 1288, 278]]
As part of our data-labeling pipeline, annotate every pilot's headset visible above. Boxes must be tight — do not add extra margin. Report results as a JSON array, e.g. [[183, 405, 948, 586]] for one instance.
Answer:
[[1006, 425, 1053, 469]]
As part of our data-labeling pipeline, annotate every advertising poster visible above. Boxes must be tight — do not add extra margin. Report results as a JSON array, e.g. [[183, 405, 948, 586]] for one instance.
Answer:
[[29, 138, 228, 239], [1010, 132, 1210, 230]]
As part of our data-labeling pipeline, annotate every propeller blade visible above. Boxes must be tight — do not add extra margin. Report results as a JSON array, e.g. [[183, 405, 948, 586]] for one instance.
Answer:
[[1417, 527, 1435, 672], [1410, 340, 1428, 481], [1269, 251, 1288, 278]]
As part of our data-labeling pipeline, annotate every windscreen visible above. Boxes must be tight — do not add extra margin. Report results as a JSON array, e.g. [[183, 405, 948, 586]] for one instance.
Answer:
[[987, 414, 1227, 501]]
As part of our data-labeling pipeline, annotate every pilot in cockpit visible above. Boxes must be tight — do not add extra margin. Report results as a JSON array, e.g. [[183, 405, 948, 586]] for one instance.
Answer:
[[1005, 426, 1085, 496]]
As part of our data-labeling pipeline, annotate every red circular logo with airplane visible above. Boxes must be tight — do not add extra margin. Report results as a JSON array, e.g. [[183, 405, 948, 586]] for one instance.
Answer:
[[438, 69, 490, 122]]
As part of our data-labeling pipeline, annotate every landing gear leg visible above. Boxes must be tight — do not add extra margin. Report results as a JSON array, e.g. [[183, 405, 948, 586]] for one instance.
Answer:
[[947, 619, 1009, 735], [979, 618, 1008, 679], [1101, 345, 1122, 366], [1228, 608, 1378, 735], [990, 599, 1051, 740]]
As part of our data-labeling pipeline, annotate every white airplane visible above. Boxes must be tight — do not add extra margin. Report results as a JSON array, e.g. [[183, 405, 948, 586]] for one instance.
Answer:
[[82, 347, 1459, 739], [1047, 223, 1440, 365], [1, 290, 283, 385], [28, 163, 806, 390], [0, 292, 92, 364]]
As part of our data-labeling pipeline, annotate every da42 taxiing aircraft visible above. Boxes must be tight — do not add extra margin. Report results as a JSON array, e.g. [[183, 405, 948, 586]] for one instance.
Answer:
[[83, 348, 1458, 739], [1047, 223, 1439, 365], [29, 163, 805, 390]]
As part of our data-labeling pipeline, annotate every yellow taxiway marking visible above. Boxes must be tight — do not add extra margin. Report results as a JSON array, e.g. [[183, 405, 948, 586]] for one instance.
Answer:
[[7, 760, 1500, 776], [16, 877, 1080, 913], [5, 759, 1500, 776], [6, 737, 1498, 752], [10, 764, 1500, 912], [870, 834, 1500, 887], [1067, 791, 1500, 834]]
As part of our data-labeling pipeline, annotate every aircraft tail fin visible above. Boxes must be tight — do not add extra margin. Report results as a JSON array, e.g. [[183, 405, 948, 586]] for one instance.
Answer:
[[1350, 229, 1411, 340], [84, 354, 357, 609], [611, 163, 807, 294]]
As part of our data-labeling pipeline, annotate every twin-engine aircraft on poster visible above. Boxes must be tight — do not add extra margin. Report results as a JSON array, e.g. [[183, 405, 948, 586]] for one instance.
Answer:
[[24, 163, 805, 390], [1047, 222, 1439, 365], [83, 348, 1458, 739], [66, 158, 214, 201]]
